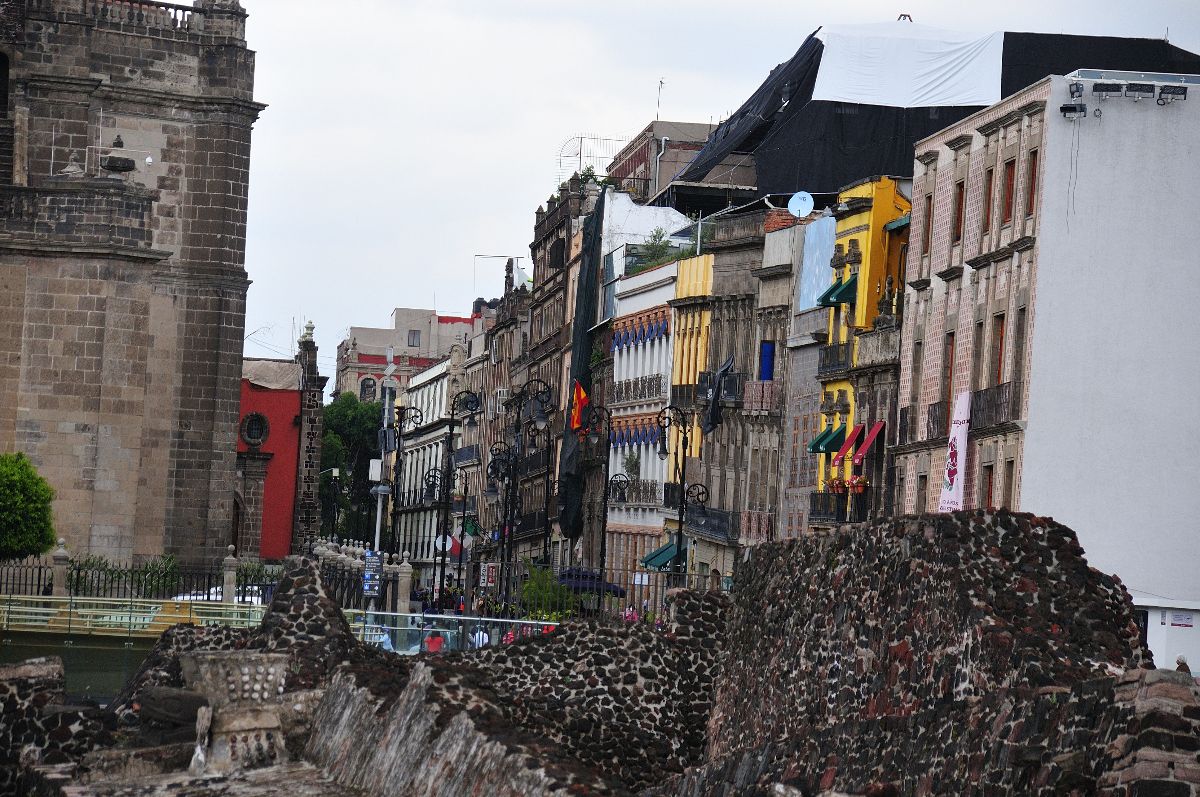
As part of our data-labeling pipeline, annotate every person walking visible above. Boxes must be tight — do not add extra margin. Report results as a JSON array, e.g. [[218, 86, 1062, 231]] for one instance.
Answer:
[[423, 629, 445, 653], [470, 625, 489, 649]]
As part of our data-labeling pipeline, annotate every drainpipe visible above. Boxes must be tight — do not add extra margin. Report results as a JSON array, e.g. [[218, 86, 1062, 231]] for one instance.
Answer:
[[654, 136, 669, 196]]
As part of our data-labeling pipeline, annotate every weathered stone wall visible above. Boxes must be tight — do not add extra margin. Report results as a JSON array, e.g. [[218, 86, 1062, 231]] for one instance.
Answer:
[[0, 0, 263, 564], [654, 511, 1193, 796], [0, 658, 112, 796], [305, 588, 730, 795]]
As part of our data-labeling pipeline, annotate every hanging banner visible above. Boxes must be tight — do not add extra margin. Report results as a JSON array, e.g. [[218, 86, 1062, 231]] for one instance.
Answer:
[[937, 391, 972, 512]]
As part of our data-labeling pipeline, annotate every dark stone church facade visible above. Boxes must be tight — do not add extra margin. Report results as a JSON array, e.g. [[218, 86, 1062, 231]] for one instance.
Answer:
[[0, 0, 261, 564]]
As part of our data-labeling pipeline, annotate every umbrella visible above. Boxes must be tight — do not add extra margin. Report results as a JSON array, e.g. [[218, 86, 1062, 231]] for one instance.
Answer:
[[556, 567, 626, 598]]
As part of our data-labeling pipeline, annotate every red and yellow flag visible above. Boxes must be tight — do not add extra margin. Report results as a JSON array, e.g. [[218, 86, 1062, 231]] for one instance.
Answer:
[[569, 379, 589, 431]]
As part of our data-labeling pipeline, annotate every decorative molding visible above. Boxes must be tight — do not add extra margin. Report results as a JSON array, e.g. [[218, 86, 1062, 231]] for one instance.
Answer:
[[907, 277, 931, 291], [916, 149, 939, 166], [935, 265, 964, 282], [946, 133, 974, 151]]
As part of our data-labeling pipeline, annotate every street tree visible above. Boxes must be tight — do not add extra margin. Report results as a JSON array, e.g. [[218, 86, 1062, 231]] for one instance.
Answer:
[[0, 452, 56, 560]]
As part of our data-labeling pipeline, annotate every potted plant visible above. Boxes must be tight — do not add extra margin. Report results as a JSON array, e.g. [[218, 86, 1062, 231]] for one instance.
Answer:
[[847, 475, 870, 494], [828, 477, 846, 494]]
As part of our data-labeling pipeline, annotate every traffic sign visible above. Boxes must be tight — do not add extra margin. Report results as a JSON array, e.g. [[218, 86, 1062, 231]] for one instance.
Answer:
[[362, 550, 381, 598], [433, 535, 453, 552]]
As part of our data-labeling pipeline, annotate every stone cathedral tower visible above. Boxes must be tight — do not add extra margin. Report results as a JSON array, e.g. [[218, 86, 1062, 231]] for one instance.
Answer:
[[0, 0, 263, 564]]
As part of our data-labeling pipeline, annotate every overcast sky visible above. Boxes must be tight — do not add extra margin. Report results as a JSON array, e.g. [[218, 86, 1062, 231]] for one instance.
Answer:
[[240, 0, 1200, 377]]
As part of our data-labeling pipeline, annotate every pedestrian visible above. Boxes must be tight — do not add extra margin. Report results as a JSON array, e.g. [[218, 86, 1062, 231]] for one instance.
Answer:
[[423, 629, 445, 654], [470, 625, 489, 649], [1177, 655, 1191, 675], [623, 604, 639, 623]]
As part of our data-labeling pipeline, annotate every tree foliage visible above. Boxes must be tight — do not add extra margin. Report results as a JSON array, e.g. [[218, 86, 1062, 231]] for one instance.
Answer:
[[0, 452, 56, 560], [320, 393, 382, 537]]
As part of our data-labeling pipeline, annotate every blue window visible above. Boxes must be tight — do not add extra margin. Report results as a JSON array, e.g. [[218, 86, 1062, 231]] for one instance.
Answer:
[[759, 341, 776, 381]]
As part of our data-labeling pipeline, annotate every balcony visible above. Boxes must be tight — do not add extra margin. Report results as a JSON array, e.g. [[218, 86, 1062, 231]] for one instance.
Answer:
[[742, 380, 782, 414], [809, 491, 870, 524], [609, 478, 663, 507], [926, 400, 949, 439], [670, 384, 697, 408], [452, 444, 481, 467], [854, 327, 900, 368], [612, 373, 668, 406], [697, 370, 744, 405], [451, 495, 477, 516], [817, 342, 853, 376], [971, 381, 1022, 430], [740, 510, 773, 544], [518, 448, 550, 477], [514, 509, 549, 540], [685, 506, 738, 543]]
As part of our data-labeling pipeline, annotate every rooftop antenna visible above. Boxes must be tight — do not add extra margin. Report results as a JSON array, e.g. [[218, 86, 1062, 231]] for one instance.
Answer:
[[657, 78, 666, 120], [898, 13, 913, 21]]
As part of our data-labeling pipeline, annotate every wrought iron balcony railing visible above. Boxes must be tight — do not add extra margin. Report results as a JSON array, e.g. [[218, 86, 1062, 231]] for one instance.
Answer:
[[452, 444, 481, 467], [817, 342, 853, 376], [612, 373, 668, 406], [971, 381, 1023, 430], [609, 478, 663, 507]]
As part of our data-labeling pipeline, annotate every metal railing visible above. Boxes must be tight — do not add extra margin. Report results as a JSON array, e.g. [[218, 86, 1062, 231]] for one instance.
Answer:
[[671, 383, 697, 408], [809, 491, 870, 524], [698, 370, 744, 404], [971, 381, 1023, 430], [612, 374, 668, 405], [452, 444, 481, 467], [817, 342, 853, 375], [609, 478, 663, 507], [685, 507, 738, 542], [0, 594, 264, 639]]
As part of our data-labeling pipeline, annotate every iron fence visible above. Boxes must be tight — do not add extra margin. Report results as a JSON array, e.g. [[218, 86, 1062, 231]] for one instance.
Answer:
[[817, 342, 853, 375], [0, 557, 53, 596], [1, 558, 278, 603], [971, 381, 1022, 430]]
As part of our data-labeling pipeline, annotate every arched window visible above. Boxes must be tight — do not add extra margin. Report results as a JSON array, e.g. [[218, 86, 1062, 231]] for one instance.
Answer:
[[359, 377, 377, 402], [549, 238, 565, 270]]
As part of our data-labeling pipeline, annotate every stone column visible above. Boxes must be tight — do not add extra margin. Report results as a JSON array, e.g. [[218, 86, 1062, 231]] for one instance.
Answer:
[[222, 545, 237, 603], [51, 538, 68, 598], [397, 552, 413, 615]]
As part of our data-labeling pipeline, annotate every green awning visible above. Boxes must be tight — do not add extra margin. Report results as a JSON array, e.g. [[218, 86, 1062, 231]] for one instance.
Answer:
[[829, 274, 858, 304], [806, 426, 835, 454], [815, 424, 846, 454], [641, 542, 684, 572], [884, 213, 911, 231], [816, 280, 842, 308]]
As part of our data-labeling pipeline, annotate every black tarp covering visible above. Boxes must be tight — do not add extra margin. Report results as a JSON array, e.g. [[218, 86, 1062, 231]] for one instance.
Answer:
[[557, 187, 607, 539], [684, 30, 1200, 196]]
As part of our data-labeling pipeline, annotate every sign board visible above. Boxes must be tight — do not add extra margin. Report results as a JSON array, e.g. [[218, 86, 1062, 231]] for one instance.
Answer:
[[368, 458, 383, 482], [434, 535, 452, 552], [478, 563, 498, 588], [937, 391, 972, 512], [362, 551, 381, 598], [1170, 611, 1195, 628], [633, 572, 649, 586]]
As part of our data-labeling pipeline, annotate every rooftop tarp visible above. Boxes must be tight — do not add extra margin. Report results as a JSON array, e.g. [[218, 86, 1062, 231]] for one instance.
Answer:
[[681, 25, 1200, 195]]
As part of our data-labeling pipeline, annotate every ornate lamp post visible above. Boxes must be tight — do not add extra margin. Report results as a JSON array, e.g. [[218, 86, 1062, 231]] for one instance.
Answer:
[[433, 390, 481, 607], [391, 405, 424, 555], [504, 378, 555, 578], [484, 441, 517, 611], [580, 405, 613, 577], [657, 405, 708, 584]]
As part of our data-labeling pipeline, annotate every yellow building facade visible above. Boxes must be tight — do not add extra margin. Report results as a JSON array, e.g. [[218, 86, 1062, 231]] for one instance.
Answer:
[[669, 254, 712, 459], [812, 177, 911, 496]]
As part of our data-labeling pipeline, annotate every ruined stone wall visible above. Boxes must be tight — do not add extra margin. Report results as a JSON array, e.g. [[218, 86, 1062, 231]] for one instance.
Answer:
[[654, 511, 1191, 796], [0, 0, 262, 563], [306, 589, 730, 795]]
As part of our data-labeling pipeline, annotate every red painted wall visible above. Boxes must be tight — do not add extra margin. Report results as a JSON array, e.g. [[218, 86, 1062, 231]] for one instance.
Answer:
[[238, 380, 301, 559]]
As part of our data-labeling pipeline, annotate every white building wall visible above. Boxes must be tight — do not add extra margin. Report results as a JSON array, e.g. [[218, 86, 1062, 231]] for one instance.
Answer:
[[1022, 75, 1200, 647]]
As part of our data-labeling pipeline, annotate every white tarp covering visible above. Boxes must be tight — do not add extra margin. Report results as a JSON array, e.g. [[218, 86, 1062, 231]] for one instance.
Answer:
[[242, 358, 301, 390], [814, 22, 1003, 108]]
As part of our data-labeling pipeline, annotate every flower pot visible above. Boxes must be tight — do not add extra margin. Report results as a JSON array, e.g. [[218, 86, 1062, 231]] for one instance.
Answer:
[[851, 485, 865, 494]]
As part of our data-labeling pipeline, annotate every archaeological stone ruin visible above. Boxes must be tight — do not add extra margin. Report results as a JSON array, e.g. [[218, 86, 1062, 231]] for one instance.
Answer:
[[3, 511, 1200, 795]]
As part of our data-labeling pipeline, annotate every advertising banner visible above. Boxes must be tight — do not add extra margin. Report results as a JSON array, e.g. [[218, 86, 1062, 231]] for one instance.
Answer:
[[937, 391, 972, 512]]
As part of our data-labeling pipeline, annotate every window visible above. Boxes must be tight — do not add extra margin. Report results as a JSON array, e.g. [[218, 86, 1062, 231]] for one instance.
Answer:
[[910, 340, 923, 404], [971, 321, 985, 390], [1011, 308, 1027, 382], [896, 472, 905, 516], [990, 314, 1006, 386], [952, 181, 965, 243], [759, 341, 776, 381], [921, 194, 933, 254], [981, 168, 994, 232], [1001, 159, 1016, 224], [980, 463, 995, 509], [941, 331, 956, 403], [549, 238, 566, 270], [1002, 459, 1015, 509], [916, 474, 928, 514], [239, 413, 269, 447], [359, 378, 377, 402], [1025, 150, 1039, 216], [407, 329, 421, 348]]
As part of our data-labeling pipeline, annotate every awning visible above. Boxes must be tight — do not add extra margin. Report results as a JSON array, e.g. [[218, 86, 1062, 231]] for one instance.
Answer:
[[806, 426, 834, 454], [816, 424, 846, 454], [557, 567, 626, 597], [852, 420, 886, 466], [884, 213, 911, 231], [641, 542, 684, 572], [831, 423, 865, 466], [816, 280, 842, 308], [829, 274, 859, 304]]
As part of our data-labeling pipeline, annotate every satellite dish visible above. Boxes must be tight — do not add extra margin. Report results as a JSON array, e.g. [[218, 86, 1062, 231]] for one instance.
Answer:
[[787, 191, 814, 218]]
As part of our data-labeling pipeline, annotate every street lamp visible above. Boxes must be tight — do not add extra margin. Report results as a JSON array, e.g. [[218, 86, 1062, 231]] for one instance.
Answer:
[[435, 390, 481, 608], [657, 405, 707, 584], [486, 441, 517, 611], [392, 406, 424, 555], [580, 405, 613, 577], [505, 378, 556, 571]]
